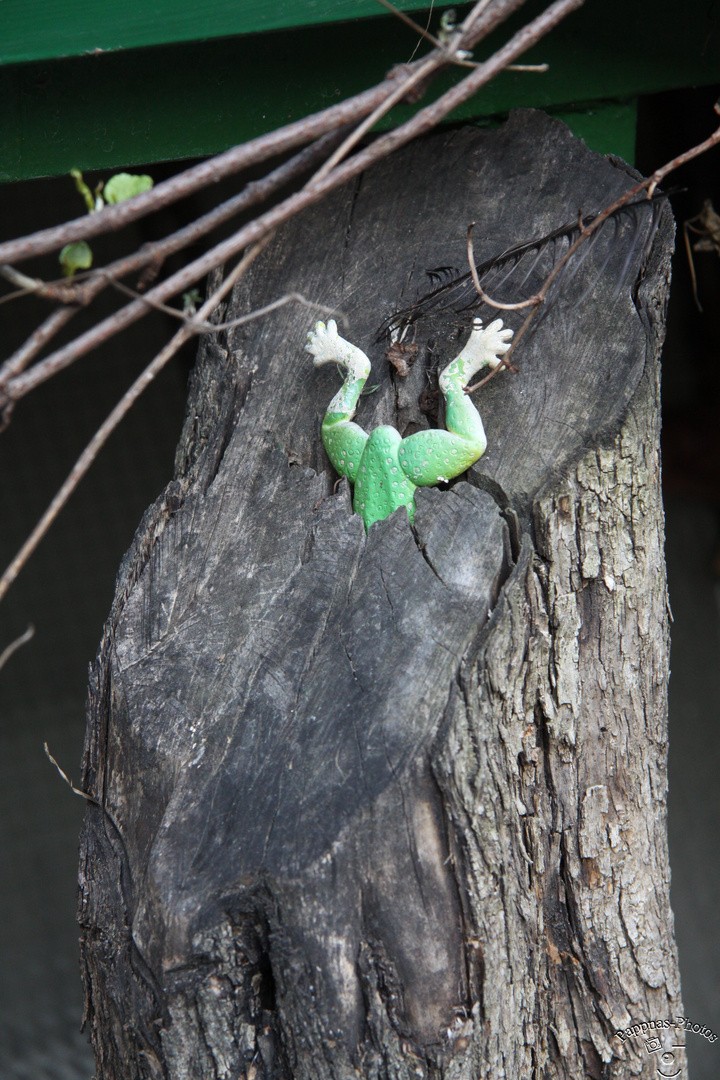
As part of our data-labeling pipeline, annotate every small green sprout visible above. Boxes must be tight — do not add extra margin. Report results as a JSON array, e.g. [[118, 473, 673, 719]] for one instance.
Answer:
[[59, 241, 93, 278], [61, 169, 155, 275], [438, 8, 457, 43], [70, 168, 99, 214]]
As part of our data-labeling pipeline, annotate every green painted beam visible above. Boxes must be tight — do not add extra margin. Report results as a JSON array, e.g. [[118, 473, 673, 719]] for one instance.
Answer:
[[0, 0, 717, 182], [551, 100, 638, 164], [0, 0, 459, 64]]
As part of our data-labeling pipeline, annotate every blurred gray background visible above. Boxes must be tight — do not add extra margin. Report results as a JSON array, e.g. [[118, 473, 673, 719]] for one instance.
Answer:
[[1, 88, 719, 1079]]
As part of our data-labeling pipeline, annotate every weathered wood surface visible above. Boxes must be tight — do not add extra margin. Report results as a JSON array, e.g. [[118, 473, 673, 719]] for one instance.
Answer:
[[79, 111, 683, 1080]]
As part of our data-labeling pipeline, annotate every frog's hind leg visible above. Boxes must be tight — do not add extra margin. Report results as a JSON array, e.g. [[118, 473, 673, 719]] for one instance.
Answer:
[[398, 318, 512, 487], [306, 319, 370, 482]]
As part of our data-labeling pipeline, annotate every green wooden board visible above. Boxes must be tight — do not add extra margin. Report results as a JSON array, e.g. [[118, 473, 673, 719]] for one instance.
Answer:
[[0, 0, 717, 182], [0, 0, 459, 64]]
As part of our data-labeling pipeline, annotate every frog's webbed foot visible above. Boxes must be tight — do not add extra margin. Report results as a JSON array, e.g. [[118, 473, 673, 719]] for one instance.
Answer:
[[441, 317, 513, 388], [306, 319, 342, 366], [306, 319, 371, 381]]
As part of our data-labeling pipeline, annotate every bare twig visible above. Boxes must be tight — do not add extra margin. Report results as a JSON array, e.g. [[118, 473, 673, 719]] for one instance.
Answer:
[[0, 266, 46, 293], [0, 624, 35, 671], [0, 1, 531, 269], [0, 132, 345, 397], [465, 111, 720, 392], [0, 0, 549, 417], [373, 0, 447, 51], [310, 55, 449, 185], [0, 0, 586, 603], [373, 0, 548, 70], [357, 0, 580, 148], [0, 238, 273, 605], [683, 199, 720, 311], [466, 222, 541, 309], [0, 87, 403, 266], [3, 0, 583, 412], [647, 103, 720, 195], [106, 275, 344, 334], [312, 3, 548, 186], [0, 309, 77, 395], [684, 218, 704, 312]]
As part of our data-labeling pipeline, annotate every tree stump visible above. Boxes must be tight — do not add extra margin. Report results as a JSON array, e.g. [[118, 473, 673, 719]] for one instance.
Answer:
[[79, 110, 683, 1080]]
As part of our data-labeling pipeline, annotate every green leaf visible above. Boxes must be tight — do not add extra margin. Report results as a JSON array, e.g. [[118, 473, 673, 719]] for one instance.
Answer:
[[103, 173, 154, 205], [59, 241, 93, 277]]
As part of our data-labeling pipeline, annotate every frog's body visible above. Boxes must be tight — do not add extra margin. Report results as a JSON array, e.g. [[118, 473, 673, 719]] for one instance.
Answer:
[[307, 317, 512, 530], [348, 425, 415, 528]]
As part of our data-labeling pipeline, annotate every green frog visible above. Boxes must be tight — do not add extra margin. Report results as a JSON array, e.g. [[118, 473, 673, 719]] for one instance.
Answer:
[[306, 317, 512, 530]]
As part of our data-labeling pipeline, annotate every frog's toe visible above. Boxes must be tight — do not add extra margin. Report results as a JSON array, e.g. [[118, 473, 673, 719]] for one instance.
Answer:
[[306, 321, 328, 356]]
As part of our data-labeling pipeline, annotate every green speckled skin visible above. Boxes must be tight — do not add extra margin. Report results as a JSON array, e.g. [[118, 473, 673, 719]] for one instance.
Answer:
[[307, 318, 512, 530], [346, 424, 415, 526]]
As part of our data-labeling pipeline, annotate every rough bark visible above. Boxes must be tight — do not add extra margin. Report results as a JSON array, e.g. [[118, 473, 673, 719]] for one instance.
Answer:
[[78, 111, 684, 1080]]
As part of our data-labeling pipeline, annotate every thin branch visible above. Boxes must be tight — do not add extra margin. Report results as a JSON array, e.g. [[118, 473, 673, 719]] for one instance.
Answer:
[[0, 309, 76, 429], [684, 219, 703, 312], [202, 294, 348, 334], [0, 238, 273, 605], [457, 0, 530, 46], [312, 4, 548, 187], [0, 88, 401, 266], [310, 54, 447, 185], [0, 0, 585, 604], [647, 99, 720, 194], [0, 132, 345, 394], [0, 266, 46, 293], [0, 624, 35, 671], [359, 0, 581, 148], [106, 275, 344, 334], [0, 1, 529, 268], [373, 0, 446, 51], [465, 113, 720, 392], [373, 0, 546, 71], [4, 0, 584, 410], [466, 222, 541, 309]]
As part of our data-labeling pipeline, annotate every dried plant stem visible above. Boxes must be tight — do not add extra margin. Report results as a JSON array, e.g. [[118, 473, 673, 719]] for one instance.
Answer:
[[3, 0, 582, 411], [373, 0, 449, 53], [0, 238, 271, 605], [106, 275, 343, 334], [310, 54, 446, 185], [0, 86, 402, 267], [0, 1, 531, 269], [466, 222, 541, 310], [0, 307, 76, 390], [44, 742, 97, 802], [0, 0, 587, 604], [465, 113, 720, 392], [0, 133, 344, 394], [373, 0, 547, 70], [0, 624, 35, 671]]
